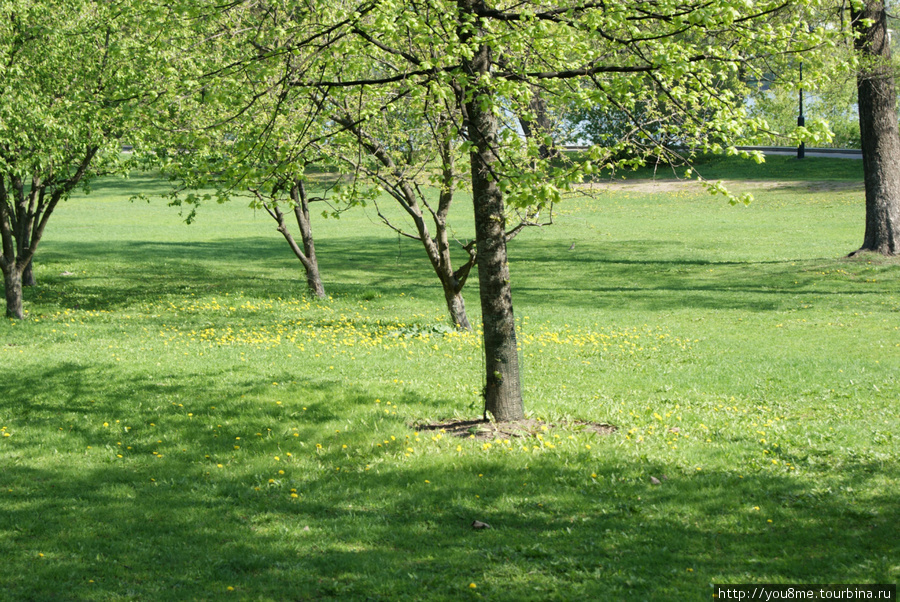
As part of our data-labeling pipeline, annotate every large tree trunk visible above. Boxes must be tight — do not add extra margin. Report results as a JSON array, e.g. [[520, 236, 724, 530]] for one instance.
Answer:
[[461, 17, 526, 421], [3, 266, 24, 319], [851, 0, 900, 256]]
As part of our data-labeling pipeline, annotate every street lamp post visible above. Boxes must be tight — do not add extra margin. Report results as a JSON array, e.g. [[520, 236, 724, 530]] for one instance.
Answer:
[[798, 61, 806, 159]]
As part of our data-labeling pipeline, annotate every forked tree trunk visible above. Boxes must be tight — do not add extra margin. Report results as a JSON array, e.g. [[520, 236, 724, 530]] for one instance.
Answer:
[[0, 148, 97, 319], [3, 266, 23, 319], [851, 0, 900, 256], [461, 20, 526, 421]]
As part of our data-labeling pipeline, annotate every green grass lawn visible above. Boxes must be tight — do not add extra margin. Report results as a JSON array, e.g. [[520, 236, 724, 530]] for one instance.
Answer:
[[1, 158, 897, 600], [594, 151, 865, 182]]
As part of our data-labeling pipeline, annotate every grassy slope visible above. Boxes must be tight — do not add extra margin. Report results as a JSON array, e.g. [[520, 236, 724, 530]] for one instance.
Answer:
[[0, 157, 897, 600]]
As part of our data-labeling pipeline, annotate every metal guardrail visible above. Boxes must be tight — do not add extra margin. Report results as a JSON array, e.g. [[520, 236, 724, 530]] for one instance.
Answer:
[[735, 145, 862, 156], [559, 145, 862, 158]]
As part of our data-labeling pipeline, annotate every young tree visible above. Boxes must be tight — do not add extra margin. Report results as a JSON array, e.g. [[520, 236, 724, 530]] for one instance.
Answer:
[[851, 0, 900, 255], [157, 2, 551, 327], [199, 0, 827, 420], [326, 104, 480, 329], [150, 9, 337, 299], [156, 127, 334, 300], [0, 1, 187, 318], [303, 0, 825, 420], [322, 92, 549, 331]]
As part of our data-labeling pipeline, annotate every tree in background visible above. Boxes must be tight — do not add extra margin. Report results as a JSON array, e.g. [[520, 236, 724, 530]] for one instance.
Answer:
[[148, 2, 341, 299], [156, 3, 552, 328], [325, 99, 482, 330], [742, 16, 860, 150], [155, 108, 336, 300], [745, 77, 860, 149], [320, 80, 551, 331], [0, 1, 189, 319], [851, 0, 900, 255], [99, 0, 829, 421], [281, 0, 829, 420]]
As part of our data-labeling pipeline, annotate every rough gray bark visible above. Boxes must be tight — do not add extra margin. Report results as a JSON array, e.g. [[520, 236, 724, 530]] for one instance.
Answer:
[[13, 177, 39, 287], [460, 2, 526, 421], [2, 267, 23, 319], [291, 180, 327, 298], [22, 259, 35, 287], [851, 0, 900, 256], [1, 181, 29, 319]]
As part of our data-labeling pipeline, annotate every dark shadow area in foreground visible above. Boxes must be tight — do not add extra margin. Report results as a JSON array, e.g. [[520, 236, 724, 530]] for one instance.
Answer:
[[0, 443, 895, 600]]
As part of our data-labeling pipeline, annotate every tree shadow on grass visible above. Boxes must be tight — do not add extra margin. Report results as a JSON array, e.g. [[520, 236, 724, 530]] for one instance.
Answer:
[[0, 445, 896, 600], [508, 238, 896, 312], [31, 235, 447, 313], [0, 362, 366, 445], [2, 362, 897, 599], [29, 235, 896, 318]]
